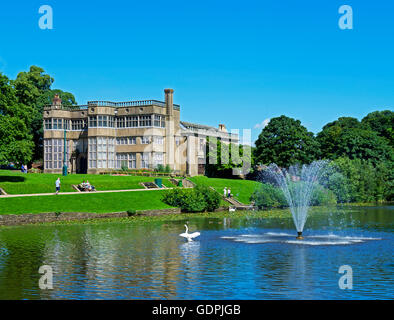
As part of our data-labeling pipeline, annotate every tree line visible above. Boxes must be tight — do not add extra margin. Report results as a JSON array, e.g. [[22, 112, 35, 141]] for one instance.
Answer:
[[207, 112, 393, 203]]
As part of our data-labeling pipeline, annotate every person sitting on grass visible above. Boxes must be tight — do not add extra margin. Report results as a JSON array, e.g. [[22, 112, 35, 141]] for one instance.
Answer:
[[85, 180, 96, 192], [79, 181, 84, 191]]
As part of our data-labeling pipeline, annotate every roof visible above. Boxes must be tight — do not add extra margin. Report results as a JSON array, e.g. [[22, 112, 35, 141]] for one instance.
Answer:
[[180, 121, 220, 132]]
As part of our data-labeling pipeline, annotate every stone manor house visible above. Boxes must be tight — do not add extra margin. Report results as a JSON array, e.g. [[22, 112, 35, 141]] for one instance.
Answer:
[[43, 89, 238, 176]]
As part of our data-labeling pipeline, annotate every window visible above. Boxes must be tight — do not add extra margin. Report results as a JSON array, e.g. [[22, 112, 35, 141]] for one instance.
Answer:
[[88, 138, 97, 168], [64, 119, 70, 130], [89, 137, 114, 169], [200, 138, 205, 151], [128, 153, 136, 169], [153, 152, 164, 167], [141, 153, 149, 168], [125, 116, 138, 128], [108, 138, 115, 168], [116, 117, 125, 128], [139, 115, 152, 127], [132, 116, 138, 127], [44, 139, 70, 170], [128, 137, 136, 144], [53, 119, 63, 130], [44, 119, 52, 130], [141, 136, 150, 144], [89, 116, 97, 127], [116, 153, 128, 169], [154, 115, 165, 127], [153, 136, 163, 145], [97, 137, 107, 168], [72, 119, 85, 130]]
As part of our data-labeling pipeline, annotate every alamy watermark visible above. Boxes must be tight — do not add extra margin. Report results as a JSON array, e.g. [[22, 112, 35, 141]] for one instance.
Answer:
[[39, 265, 53, 289], [338, 5, 353, 30], [38, 5, 53, 30], [338, 265, 353, 290]]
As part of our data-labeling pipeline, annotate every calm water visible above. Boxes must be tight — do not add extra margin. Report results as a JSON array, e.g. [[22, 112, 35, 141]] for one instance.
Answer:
[[0, 206, 393, 300]]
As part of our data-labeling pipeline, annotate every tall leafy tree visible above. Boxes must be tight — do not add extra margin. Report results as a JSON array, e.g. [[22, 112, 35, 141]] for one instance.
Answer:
[[205, 138, 252, 178], [12, 66, 76, 160], [316, 117, 361, 159], [0, 73, 34, 165], [317, 116, 393, 164], [361, 110, 394, 146], [254, 115, 319, 168]]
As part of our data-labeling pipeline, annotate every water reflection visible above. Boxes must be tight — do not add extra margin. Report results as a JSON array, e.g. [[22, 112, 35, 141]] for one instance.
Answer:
[[0, 206, 392, 299]]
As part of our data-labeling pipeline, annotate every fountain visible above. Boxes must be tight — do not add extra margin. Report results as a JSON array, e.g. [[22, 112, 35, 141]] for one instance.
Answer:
[[260, 160, 330, 239]]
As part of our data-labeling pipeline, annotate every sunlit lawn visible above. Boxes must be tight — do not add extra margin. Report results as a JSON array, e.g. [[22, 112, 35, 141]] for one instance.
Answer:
[[0, 190, 173, 215], [0, 170, 175, 194], [189, 176, 261, 204]]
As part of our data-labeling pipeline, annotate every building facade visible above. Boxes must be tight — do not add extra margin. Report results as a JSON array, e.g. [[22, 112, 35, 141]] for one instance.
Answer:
[[43, 89, 238, 176]]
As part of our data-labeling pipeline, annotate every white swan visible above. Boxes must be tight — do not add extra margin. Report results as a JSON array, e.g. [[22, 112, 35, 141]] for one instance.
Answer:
[[179, 224, 200, 242]]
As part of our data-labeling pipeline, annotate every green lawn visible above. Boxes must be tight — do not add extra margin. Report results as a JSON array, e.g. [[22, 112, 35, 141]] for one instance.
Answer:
[[0, 190, 172, 215], [190, 176, 261, 204], [0, 170, 175, 194]]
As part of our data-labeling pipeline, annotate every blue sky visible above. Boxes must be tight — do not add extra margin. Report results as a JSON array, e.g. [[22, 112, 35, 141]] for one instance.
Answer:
[[0, 0, 393, 144]]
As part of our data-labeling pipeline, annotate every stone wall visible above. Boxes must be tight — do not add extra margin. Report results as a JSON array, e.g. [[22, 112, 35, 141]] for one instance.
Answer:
[[0, 208, 181, 226]]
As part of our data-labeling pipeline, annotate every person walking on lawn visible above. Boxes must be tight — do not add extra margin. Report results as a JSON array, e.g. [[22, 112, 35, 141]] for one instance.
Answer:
[[55, 178, 61, 195], [223, 187, 227, 198], [227, 187, 231, 198]]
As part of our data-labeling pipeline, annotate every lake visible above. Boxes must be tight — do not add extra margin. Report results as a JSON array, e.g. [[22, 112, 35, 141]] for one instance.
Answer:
[[0, 205, 392, 299]]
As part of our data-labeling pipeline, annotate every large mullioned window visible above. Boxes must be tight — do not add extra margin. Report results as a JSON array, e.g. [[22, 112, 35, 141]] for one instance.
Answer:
[[153, 152, 164, 167], [88, 137, 115, 169], [116, 137, 136, 145], [71, 119, 87, 130], [141, 153, 149, 168], [116, 153, 136, 169], [44, 139, 70, 170], [89, 116, 114, 128]]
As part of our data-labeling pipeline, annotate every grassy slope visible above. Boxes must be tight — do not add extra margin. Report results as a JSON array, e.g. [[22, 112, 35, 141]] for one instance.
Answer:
[[0, 170, 175, 194], [0, 190, 172, 215], [190, 176, 260, 204]]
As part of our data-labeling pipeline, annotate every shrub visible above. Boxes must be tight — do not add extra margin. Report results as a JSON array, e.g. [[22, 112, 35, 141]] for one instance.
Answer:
[[250, 183, 287, 209], [329, 157, 393, 203], [155, 164, 172, 174], [156, 164, 165, 173], [310, 185, 337, 206], [162, 186, 221, 212], [194, 185, 221, 212], [250, 182, 337, 209]]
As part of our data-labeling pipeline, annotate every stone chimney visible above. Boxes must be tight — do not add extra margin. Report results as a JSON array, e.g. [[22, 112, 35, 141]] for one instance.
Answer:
[[218, 124, 227, 132], [52, 94, 62, 108], [164, 89, 174, 116]]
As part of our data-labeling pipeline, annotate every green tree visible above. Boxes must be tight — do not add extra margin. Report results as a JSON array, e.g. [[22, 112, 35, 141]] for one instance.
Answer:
[[205, 138, 252, 178], [361, 110, 394, 146], [317, 116, 393, 165], [316, 117, 361, 159], [254, 115, 319, 168], [12, 66, 76, 161], [0, 73, 34, 165], [331, 157, 392, 202]]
